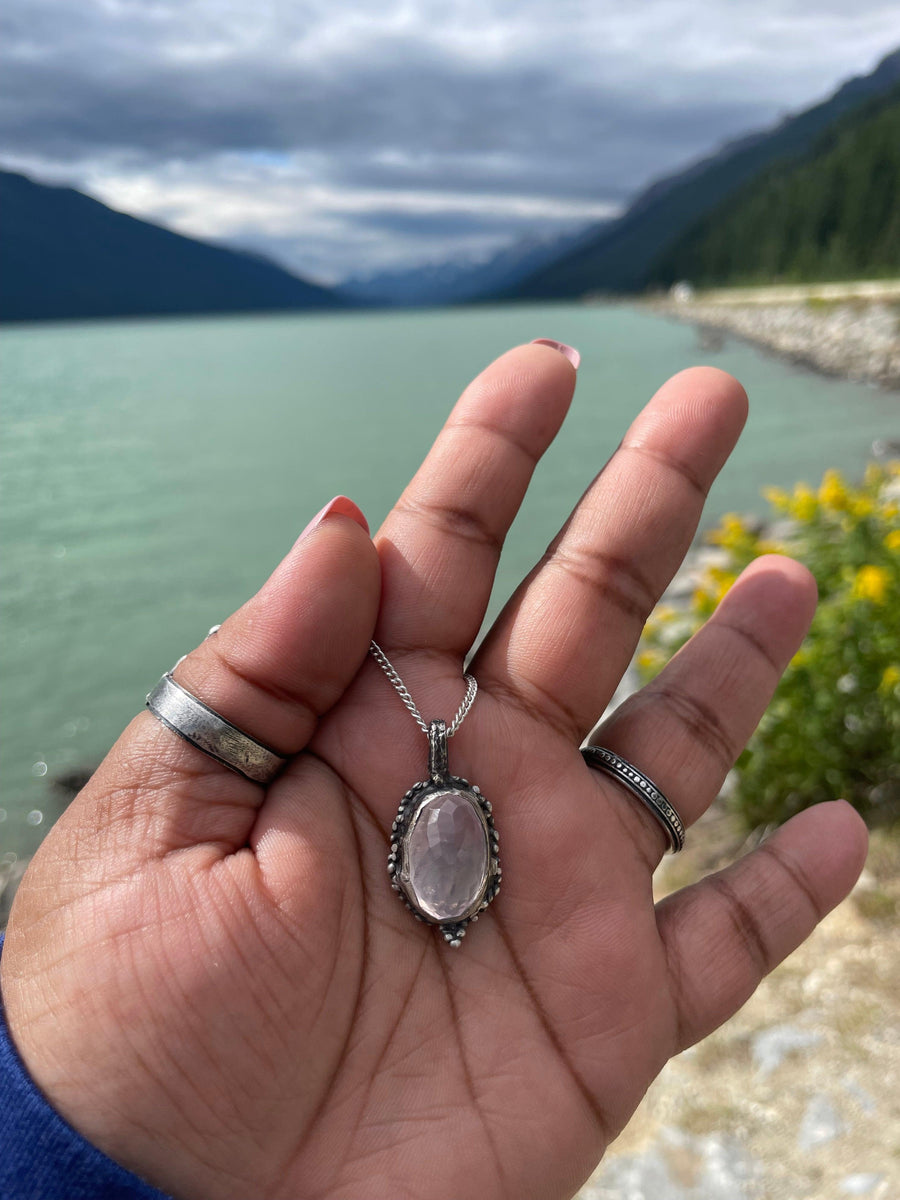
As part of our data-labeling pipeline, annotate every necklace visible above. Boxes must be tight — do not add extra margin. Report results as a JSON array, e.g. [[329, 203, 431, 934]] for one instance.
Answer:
[[370, 641, 501, 947]]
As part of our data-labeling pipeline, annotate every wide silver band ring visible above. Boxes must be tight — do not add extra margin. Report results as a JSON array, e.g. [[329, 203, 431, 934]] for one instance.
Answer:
[[146, 672, 288, 785], [581, 746, 685, 853]]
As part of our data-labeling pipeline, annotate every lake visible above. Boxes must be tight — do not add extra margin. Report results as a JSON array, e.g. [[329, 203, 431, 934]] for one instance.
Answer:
[[1, 302, 897, 858]]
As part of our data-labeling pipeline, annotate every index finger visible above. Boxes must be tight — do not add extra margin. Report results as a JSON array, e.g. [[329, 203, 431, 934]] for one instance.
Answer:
[[373, 340, 578, 661]]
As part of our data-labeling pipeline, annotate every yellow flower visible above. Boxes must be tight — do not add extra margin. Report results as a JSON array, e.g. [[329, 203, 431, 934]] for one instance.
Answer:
[[694, 566, 738, 606], [643, 604, 676, 638], [763, 485, 790, 513], [852, 564, 890, 605], [714, 575, 736, 604], [849, 495, 874, 520], [708, 512, 747, 549], [637, 649, 664, 673], [756, 539, 785, 556], [790, 483, 818, 523], [885, 529, 900, 553], [880, 665, 900, 694], [818, 469, 849, 512], [691, 586, 716, 616], [883, 503, 899, 522], [765, 486, 793, 511]]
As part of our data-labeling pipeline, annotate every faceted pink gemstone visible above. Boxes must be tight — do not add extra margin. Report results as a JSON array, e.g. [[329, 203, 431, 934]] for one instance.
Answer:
[[406, 790, 488, 921]]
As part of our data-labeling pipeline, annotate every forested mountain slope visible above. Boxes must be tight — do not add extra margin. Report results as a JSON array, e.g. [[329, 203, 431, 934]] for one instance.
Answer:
[[508, 48, 900, 299], [647, 87, 900, 287]]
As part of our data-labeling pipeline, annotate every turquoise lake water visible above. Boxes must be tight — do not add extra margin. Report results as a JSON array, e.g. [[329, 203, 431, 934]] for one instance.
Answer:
[[1, 302, 898, 858]]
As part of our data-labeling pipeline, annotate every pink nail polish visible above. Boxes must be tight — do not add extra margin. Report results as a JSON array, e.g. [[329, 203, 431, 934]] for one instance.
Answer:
[[296, 495, 369, 544], [530, 338, 581, 370]]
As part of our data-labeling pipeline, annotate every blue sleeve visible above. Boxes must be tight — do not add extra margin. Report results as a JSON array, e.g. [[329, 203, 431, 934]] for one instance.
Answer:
[[0, 934, 174, 1200]]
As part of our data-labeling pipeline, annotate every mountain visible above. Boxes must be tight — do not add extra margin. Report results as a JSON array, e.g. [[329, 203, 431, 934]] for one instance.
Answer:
[[645, 85, 900, 287], [0, 170, 345, 323], [509, 48, 900, 299], [341, 225, 606, 307]]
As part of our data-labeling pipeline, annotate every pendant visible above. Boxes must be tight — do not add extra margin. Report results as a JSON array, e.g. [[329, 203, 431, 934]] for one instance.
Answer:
[[388, 720, 501, 947]]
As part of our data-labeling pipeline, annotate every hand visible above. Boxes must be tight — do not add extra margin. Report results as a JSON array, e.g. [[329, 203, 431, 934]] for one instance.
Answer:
[[2, 345, 867, 1200]]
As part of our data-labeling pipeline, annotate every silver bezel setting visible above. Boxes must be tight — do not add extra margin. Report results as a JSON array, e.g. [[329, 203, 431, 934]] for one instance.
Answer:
[[388, 776, 501, 947]]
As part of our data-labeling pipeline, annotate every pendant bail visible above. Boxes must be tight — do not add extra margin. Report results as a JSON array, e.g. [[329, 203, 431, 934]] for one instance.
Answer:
[[428, 719, 449, 782]]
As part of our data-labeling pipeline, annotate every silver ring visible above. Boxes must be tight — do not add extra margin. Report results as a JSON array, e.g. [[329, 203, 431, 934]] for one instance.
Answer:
[[146, 672, 288, 785], [581, 746, 685, 853]]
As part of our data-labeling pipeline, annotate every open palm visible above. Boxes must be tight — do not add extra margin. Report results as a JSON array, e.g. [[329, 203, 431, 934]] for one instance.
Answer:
[[2, 344, 867, 1200]]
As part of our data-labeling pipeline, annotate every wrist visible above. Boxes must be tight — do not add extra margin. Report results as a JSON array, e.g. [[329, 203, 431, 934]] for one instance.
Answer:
[[0, 933, 175, 1200]]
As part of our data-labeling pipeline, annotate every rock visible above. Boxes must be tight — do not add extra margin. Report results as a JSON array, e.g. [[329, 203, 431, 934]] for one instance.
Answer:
[[583, 1129, 762, 1199], [646, 297, 900, 391], [797, 1095, 844, 1151], [842, 1079, 877, 1114], [580, 1147, 679, 1200], [0, 856, 31, 931], [751, 1024, 823, 1076], [839, 1175, 884, 1196], [51, 766, 95, 801], [853, 869, 879, 894]]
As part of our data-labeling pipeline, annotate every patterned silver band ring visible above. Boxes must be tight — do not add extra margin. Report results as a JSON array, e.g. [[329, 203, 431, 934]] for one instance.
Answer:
[[581, 746, 685, 853], [146, 672, 288, 785]]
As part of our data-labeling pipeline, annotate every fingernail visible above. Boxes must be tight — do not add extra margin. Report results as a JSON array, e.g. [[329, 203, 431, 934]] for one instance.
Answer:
[[296, 495, 369, 544], [531, 338, 580, 370]]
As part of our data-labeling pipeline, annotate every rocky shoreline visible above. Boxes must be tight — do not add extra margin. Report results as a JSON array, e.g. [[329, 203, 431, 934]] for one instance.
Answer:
[[647, 284, 900, 391]]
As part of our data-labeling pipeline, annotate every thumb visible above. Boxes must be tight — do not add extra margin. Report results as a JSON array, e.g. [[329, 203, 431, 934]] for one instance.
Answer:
[[52, 497, 381, 866], [174, 495, 379, 755]]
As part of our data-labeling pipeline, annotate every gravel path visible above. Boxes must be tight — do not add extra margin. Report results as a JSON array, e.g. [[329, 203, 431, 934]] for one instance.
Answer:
[[577, 815, 900, 1200]]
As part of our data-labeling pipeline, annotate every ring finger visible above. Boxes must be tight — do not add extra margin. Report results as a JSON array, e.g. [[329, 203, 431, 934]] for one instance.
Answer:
[[586, 554, 817, 866]]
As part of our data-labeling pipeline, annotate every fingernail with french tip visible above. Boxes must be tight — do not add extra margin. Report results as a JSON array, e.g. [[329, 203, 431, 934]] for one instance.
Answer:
[[531, 338, 581, 370], [297, 495, 369, 544]]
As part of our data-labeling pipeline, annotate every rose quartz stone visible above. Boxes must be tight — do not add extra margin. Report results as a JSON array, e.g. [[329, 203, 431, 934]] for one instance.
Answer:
[[407, 790, 488, 921]]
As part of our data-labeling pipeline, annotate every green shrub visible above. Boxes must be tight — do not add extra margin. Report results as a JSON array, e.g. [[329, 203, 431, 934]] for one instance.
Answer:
[[638, 463, 900, 829]]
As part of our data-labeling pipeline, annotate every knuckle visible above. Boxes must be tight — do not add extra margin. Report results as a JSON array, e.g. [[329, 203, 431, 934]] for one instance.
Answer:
[[450, 416, 541, 469], [547, 546, 656, 627], [622, 441, 708, 503], [707, 872, 772, 976], [395, 495, 504, 555], [651, 681, 736, 772], [482, 671, 583, 743], [758, 839, 825, 922]]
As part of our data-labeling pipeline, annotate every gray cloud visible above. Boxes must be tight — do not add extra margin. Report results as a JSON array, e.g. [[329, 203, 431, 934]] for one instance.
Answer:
[[2, 0, 898, 280]]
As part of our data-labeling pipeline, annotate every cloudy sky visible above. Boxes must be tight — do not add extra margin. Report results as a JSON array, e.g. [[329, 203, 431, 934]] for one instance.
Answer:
[[2, 1, 898, 283]]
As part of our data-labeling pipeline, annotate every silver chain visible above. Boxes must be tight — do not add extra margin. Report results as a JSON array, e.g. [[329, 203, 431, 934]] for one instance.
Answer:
[[369, 641, 477, 737]]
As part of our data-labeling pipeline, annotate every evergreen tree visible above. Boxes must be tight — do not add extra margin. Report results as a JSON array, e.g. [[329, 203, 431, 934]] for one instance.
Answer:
[[648, 87, 900, 287]]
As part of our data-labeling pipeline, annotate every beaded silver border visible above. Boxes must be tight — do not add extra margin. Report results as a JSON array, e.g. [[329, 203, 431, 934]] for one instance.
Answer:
[[582, 745, 685, 853]]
